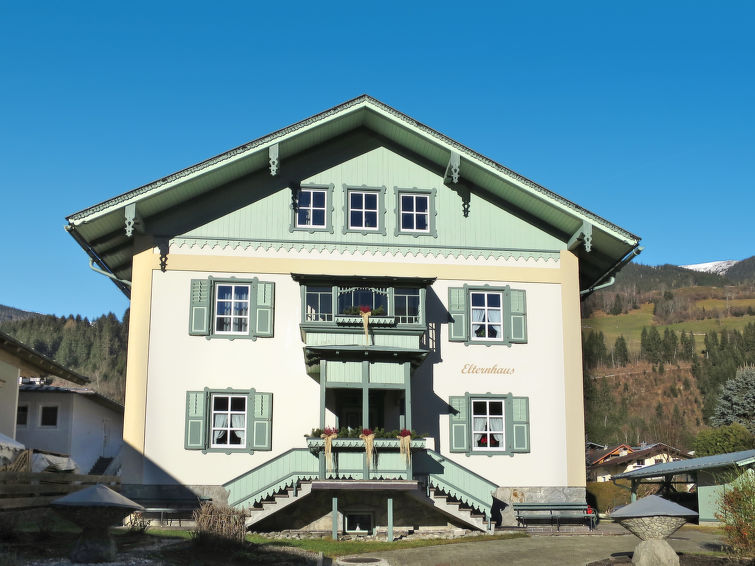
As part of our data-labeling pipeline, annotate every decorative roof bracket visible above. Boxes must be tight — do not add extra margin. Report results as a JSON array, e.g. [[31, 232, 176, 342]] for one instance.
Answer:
[[124, 203, 143, 238], [269, 143, 279, 176], [568, 221, 593, 253], [444, 151, 460, 184]]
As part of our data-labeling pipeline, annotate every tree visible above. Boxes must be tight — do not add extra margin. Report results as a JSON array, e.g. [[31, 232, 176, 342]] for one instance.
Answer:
[[610, 294, 623, 315], [693, 423, 755, 457], [614, 335, 630, 367], [711, 367, 755, 435]]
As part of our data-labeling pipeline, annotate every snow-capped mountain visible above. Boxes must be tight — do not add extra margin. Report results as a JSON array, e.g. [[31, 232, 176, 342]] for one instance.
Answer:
[[681, 260, 739, 275]]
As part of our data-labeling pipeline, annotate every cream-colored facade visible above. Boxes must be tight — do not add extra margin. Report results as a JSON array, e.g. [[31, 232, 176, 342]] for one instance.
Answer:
[[67, 96, 641, 532]]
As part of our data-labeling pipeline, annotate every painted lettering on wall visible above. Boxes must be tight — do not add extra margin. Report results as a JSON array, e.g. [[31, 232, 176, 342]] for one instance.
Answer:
[[461, 363, 515, 375]]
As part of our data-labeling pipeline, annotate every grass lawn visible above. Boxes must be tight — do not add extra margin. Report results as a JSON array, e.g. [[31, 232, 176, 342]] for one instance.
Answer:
[[583, 303, 755, 356], [147, 528, 527, 559]]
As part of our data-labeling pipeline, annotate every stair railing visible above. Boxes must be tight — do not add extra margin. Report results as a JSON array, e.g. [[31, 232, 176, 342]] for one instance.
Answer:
[[224, 448, 319, 509]]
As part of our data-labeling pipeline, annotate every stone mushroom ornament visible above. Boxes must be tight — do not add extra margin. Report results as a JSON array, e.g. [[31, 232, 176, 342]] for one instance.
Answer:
[[51, 484, 144, 563], [610, 494, 698, 566]]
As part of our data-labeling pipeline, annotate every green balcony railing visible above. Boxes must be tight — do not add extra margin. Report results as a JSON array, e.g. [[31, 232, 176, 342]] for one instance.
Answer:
[[306, 437, 426, 480]]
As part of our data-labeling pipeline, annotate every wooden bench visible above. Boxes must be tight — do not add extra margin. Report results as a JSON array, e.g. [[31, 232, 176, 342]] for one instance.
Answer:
[[513, 502, 596, 531], [139, 497, 212, 526]]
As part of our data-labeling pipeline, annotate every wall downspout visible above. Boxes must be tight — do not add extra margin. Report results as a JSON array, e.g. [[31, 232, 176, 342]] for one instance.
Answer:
[[88, 259, 132, 288]]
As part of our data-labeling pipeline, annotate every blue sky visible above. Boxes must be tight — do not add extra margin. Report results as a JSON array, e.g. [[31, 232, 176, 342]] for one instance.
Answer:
[[1, 2, 753, 320]]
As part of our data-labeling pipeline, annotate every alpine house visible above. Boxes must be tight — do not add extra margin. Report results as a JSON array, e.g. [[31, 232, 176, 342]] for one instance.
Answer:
[[66, 95, 641, 536]]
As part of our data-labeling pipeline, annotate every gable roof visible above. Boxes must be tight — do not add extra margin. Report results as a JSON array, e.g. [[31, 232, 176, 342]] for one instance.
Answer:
[[19, 384, 123, 414], [587, 443, 633, 466], [0, 331, 89, 386], [66, 95, 641, 296], [613, 449, 755, 480], [590, 444, 690, 470]]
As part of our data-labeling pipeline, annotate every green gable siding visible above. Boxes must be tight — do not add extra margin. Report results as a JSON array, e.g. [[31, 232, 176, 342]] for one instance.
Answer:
[[178, 141, 564, 254]]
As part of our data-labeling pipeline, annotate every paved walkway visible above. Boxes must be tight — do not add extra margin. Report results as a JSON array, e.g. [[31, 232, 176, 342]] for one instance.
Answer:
[[352, 524, 725, 566]]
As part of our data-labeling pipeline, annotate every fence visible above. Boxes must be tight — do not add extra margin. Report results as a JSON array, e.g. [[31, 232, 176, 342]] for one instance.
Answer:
[[0, 471, 120, 510]]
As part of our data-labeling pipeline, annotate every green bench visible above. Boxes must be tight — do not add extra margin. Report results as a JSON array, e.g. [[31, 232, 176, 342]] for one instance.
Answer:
[[513, 502, 596, 531]]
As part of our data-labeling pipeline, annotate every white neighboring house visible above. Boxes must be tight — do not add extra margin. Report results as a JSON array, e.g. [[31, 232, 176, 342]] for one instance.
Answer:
[[15, 385, 124, 474], [0, 330, 89, 440]]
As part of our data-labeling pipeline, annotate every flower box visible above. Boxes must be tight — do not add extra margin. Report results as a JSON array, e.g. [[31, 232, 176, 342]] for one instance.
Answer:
[[306, 437, 426, 454]]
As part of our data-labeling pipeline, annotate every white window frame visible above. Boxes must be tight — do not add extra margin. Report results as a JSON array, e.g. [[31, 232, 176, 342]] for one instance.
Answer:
[[398, 193, 430, 233], [39, 404, 59, 428], [469, 291, 504, 342], [209, 393, 247, 449], [471, 398, 505, 452], [348, 190, 380, 231], [16, 404, 29, 428], [295, 188, 328, 229], [214, 283, 251, 336]]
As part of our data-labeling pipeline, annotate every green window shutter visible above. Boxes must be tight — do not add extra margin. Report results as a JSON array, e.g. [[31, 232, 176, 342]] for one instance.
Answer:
[[250, 391, 273, 451], [448, 395, 469, 453], [189, 279, 211, 336], [254, 282, 275, 338], [509, 396, 530, 453], [505, 287, 528, 344], [447, 287, 468, 342], [185, 391, 207, 450]]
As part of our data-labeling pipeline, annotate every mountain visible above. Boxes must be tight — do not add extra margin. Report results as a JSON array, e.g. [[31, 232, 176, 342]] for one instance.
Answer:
[[681, 260, 739, 275], [0, 304, 40, 324], [726, 256, 755, 283]]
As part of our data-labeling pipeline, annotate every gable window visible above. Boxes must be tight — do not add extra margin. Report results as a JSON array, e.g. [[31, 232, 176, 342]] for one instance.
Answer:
[[189, 278, 275, 340], [350, 191, 378, 230], [16, 405, 28, 427], [185, 389, 273, 453], [211, 394, 247, 448], [449, 394, 529, 455], [40, 405, 58, 428], [472, 399, 504, 450], [448, 285, 527, 346], [342, 185, 386, 235], [394, 188, 437, 237], [290, 184, 334, 233]]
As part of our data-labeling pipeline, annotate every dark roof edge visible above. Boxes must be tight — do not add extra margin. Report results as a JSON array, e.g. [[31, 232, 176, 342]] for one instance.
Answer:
[[19, 384, 123, 413], [0, 331, 90, 385]]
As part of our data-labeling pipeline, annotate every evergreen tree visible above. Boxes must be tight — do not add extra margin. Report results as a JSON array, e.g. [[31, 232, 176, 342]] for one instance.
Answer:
[[711, 367, 755, 434], [614, 335, 630, 367]]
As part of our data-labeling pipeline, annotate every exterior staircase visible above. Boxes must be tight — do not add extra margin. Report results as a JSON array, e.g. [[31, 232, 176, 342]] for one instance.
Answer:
[[224, 447, 498, 532], [245, 479, 314, 528]]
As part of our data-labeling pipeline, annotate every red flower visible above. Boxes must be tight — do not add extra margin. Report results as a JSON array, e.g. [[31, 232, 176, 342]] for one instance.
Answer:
[[362, 428, 373, 436], [323, 427, 337, 436], [359, 305, 372, 313], [480, 437, 487, 445], [399, 429, 411, 437]]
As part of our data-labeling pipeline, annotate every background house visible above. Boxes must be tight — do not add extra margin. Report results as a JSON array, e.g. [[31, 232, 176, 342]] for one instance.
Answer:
[[588, 442, 690, 482], [16, 384, 124, 474]]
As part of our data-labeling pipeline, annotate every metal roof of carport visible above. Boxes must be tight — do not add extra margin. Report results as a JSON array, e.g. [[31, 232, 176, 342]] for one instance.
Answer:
[[613, 449, 755, 480], [65, 94, 642, 298]]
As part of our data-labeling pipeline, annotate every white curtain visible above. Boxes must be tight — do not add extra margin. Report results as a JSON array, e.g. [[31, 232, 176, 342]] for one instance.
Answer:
[[473, 417, 486, 444], [213, 414, 228, 442], [490, 417, 504, 445], [488, 309, 502, 338]]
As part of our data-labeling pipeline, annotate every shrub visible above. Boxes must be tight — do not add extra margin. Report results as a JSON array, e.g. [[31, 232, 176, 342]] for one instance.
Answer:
[[716, 469, 755, 557], [191, 502, 246, 547], [126, 511, 149, 534]]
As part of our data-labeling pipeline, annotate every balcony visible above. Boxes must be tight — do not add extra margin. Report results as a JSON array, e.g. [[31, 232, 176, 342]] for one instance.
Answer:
[[306, 437, 427, 480]]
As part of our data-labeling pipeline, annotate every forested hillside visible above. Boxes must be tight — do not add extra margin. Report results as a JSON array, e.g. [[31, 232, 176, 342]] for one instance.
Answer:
[[582, 258, 755, 451], [0, 308, 129, 403]]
